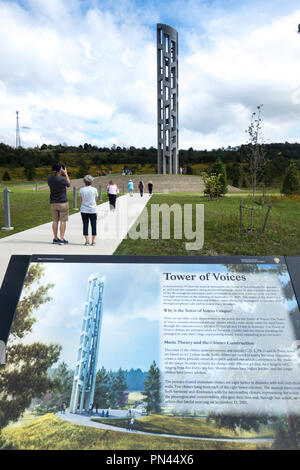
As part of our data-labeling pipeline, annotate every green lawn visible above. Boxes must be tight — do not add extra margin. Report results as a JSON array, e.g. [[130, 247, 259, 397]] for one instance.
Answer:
[[92, 414, 274, 440], [1, 190, 299, 255], [0, 189, 109, 238], [167, 188, 281, 197], [0, 413, 270, 450], [115, 194, 300, 256]]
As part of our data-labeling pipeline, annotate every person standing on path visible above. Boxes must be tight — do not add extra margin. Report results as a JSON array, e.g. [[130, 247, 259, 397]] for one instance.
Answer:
[[130, 417, 135, 431], [107, 180, 119, 210], [148, 181, 153, 196], [128, 179, 134, 196], [47, 163, 70, 245], [138, 181, 145, 197], [79, 175, 98, 246]]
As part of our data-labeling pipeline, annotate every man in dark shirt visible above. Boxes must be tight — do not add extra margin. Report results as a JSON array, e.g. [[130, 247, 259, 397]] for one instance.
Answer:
[[47, 163, 71, 244]]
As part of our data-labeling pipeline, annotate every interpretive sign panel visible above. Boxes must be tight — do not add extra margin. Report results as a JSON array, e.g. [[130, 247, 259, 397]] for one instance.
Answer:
[[0, 254, 300, 451], [161, 262, 300, 415]]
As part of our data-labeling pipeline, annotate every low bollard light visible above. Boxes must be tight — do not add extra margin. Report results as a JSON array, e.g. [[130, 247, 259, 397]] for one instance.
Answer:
[[2, 188, 14, 230], [73, 187, 78, 210]]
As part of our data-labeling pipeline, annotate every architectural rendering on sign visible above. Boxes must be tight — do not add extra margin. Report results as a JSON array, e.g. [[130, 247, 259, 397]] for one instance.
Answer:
[[69, 274, 104, 414], [157, 24, 179, 174]]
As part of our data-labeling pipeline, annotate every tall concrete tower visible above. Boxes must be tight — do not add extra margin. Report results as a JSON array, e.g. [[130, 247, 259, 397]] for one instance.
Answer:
[[157, 24, 178, 174], [69, 274, 104, 414]]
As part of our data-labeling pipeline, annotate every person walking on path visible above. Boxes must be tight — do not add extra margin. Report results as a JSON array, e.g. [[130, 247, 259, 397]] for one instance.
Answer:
[[130, 417, 135, 431], [127, 412, 131, 431], [107, 180, 119, 210], [47, 163, 70, 245], [148, 181, 153, 196], [128, 179, 134, 196], [79, 175, 98, 246], [138, 181, 145, 197]]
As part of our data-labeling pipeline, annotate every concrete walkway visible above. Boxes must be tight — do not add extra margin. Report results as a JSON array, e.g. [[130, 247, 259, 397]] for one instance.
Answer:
[[0, 194, 150, 286], [57, 411, 273, 444]]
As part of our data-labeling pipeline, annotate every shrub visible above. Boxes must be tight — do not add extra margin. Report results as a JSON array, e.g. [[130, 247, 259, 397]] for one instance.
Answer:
[[281, 163, 300, 195], [2, 171, 11, 181], [210, 158, 227, 195]]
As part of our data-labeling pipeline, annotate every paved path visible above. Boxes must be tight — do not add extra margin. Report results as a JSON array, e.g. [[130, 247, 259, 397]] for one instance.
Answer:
[[57, 412, 273, 444], [0, 194, 149, 286]]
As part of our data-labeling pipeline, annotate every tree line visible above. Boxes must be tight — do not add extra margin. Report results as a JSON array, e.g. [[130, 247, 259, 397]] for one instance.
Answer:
[[0, 141, 300, 184], [27, 363, 161, 415]]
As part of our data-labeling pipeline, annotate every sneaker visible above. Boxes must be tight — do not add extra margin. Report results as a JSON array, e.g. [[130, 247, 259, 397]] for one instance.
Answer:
[[53, 238, 63, 245], [61, 239, 69, 244], [84, 241, 89, 246], [91, 242, 96, 246]]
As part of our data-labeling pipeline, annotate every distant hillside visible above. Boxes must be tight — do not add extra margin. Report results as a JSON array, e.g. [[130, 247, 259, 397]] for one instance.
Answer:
[[1, 141, 299, 185]]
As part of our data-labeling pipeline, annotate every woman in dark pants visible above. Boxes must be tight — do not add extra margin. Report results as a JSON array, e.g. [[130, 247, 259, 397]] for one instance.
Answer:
[[107, 180, 119, 210], [148, 180, 153, 196], [79, 175, 98, 245], [139, 180, 145, 197]]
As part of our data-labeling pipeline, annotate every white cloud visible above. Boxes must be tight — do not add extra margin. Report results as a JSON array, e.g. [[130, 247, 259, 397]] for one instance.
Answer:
[[1, 1, 300, 149]]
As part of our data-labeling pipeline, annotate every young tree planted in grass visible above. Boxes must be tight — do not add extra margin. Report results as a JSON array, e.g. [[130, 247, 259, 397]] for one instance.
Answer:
[[202, 173, 224, 200], [245, 105, 267, 204], [241, 105, 271, 233], [210, 157, 228, 195], [281, 162, 300, 195], [0, 264, 61, 431]]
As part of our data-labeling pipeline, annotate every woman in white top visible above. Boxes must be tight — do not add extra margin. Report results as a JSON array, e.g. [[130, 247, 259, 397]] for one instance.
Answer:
[[79, 175, 98, 245], [107, 180, 119, 211]]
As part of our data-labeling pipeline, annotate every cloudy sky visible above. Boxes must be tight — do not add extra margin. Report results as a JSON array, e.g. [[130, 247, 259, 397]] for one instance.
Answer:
[[1, 0, 300, 150]]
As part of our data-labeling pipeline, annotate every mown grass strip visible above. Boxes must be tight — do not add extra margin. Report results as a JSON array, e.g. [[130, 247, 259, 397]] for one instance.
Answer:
[[92, 414, 274, 440], [115, 195, 300, 256], [0, 413, 270, 450]]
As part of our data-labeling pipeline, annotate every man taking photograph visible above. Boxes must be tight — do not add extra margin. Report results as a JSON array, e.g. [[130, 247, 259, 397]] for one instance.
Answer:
[[47, 163, 70, 245]]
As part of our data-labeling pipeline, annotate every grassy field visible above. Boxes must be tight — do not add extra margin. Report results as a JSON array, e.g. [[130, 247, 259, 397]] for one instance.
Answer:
[[92, 414, 274, 440], [0, 187, 299, 254], [0, 188, 109, 239], [0, 413, 270, 450], [167, 188, 281, 196], [115, 194, 300, 256]]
